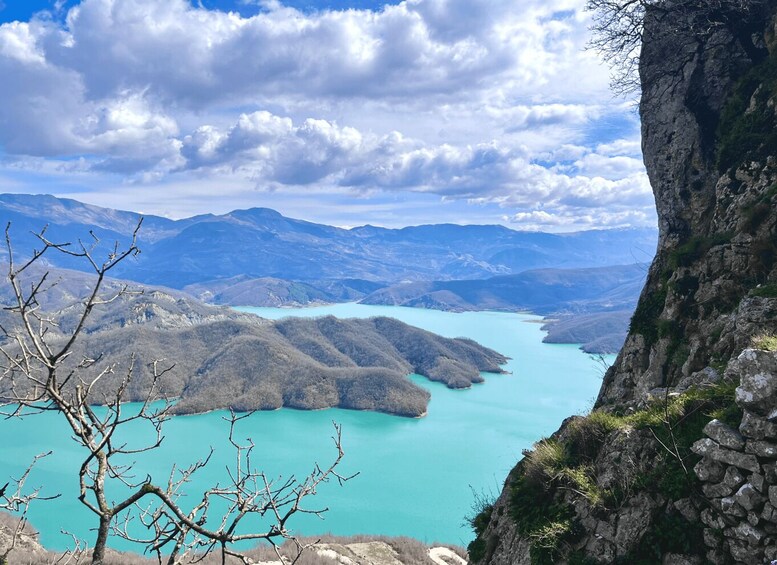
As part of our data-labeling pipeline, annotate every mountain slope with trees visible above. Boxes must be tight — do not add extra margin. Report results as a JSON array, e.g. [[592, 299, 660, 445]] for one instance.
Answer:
[[0, 265, 506, 418], [0, 194, 656, 289]]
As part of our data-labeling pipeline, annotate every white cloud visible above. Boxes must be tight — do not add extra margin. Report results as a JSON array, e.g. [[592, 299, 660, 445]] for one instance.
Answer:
[[573, 153, 645, 179], [173, 109, 653, 228], [505, 207, 655, 231], [0, 0, 654, 231]]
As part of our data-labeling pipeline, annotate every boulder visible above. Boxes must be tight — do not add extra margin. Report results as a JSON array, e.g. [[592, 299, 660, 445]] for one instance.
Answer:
[[740, 410, 777, 440], [694, 457, 727, 482], [750, 472, 766, 493], [745, 440, 777, 459], [702, 466, 746, 498], [721, 496, 747, 517], [734, 350, 777, 416], [762, 502, 777, 523], [691, 438, 760, 472], [731, 522, 765, 545], [705, 419, 746, 450], [733, 483, 765, 512]]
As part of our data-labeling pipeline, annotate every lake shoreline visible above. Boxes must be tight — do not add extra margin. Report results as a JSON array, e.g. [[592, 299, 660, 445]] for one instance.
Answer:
[[2, 304, 611, 551]]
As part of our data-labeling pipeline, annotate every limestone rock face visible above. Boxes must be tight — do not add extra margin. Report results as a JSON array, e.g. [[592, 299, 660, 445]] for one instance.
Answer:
[[597, 0, 777, 408], [472, 2, 777, 564]]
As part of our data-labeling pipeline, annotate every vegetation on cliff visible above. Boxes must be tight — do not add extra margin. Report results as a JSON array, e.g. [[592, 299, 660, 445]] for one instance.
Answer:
[[469, 380, 739, 564]]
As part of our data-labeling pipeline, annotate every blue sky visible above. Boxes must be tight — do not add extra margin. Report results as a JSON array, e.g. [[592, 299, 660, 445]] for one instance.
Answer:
[[0, 0, 401, 22], [0, 0, 653, 230]]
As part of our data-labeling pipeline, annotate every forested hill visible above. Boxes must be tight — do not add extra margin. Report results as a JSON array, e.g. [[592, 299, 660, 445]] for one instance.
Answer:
[[0, 266, 506, 417]]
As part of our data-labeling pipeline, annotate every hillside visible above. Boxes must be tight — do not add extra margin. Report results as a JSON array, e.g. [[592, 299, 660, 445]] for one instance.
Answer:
[[0, 267, 506, 417], [470, 2, 777, 564], [541, 311, 634, 354], [359, 264, 645, 315], [357, 264, 646, 354]]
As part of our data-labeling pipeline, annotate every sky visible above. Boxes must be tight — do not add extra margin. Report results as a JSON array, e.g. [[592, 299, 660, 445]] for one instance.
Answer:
[[0, 0, 654, 230]]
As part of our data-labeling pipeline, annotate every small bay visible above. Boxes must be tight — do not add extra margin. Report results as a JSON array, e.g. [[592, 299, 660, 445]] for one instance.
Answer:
[[1, 304, 610, 550]]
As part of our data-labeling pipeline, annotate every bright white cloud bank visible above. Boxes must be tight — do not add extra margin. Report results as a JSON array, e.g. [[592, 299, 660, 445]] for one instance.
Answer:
[[0, 0, 655, 230]]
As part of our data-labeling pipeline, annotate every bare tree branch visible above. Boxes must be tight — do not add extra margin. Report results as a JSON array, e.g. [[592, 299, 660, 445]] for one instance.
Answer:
[[0, 222, 353, 564], [586, 0, 765, 95]]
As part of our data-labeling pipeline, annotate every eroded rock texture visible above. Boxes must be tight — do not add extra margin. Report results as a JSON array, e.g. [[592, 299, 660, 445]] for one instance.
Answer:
[[471, 1, 777, 563]]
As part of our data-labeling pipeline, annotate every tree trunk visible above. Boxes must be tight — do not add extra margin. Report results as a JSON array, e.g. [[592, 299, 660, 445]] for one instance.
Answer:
[[91, 514, 111, 564]]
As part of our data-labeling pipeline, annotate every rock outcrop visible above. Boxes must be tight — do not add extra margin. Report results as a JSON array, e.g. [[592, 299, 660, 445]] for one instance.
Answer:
[[691, 350, 777, 563], [598, 0, 777, 407], [469, 1, 777, 563]]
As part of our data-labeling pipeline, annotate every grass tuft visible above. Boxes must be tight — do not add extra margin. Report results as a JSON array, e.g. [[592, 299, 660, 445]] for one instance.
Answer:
[[752, 334, 777, 351]]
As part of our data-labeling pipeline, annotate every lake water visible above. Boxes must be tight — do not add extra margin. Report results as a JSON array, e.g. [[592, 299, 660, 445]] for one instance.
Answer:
[[1, 304, 610, 551]]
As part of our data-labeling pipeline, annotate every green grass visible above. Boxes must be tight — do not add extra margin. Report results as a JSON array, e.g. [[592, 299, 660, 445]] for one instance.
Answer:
[[751, 283, 777, 298], [492, 381, 740, 564], [629, 288, 667, 346], [466, 489, 496, 562], [666, 233, 733, 271], [629, 232, 733, 348], [523, 439, 566, 484], [752, 334, 777, 351]]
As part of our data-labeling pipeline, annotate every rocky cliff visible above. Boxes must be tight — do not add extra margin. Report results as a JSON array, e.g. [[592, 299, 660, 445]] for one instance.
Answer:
[[469, 1, 777, 563]]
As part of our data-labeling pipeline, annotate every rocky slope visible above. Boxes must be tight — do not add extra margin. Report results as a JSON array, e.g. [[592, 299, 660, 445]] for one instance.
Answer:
[[0, 518, 468, 565], [469, 1, 777, 563]]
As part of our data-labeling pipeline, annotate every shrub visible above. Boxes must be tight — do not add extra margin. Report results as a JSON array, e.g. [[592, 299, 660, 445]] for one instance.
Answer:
[[751, 283, 777, 298], [565, 412, 622, 464], [505, 380, 740, 564], [716, 50, 777, 173], [629, 288, 667, 346], [615, 512, 704, 565], [466, 488, 496, 563], [524, 440, 566, 486], [666, 233, 733, 271]]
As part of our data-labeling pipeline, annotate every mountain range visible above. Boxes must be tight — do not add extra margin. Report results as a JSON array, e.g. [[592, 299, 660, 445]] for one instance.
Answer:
[[0, 193, 656, 288], [0, 193, 655, 353]]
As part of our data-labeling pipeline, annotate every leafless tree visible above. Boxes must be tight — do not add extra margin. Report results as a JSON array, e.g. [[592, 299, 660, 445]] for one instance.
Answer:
[[0, 452, 60, 565], [0, 223, 353, 565], [586, 0, 765, 95]]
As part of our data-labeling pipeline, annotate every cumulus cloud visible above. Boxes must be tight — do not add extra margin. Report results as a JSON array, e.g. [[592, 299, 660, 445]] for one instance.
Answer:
[[173, 109, 652, 228], [504, 207, 654, 231], [28, 0, 569, 104], [0, 0, 654, 230]]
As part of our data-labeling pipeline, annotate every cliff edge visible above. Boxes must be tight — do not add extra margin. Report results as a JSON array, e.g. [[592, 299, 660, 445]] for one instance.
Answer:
[[469, 1, 777, 563]]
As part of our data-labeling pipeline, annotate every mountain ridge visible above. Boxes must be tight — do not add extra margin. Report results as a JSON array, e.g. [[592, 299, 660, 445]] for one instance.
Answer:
[[0, 193, 657, 289]]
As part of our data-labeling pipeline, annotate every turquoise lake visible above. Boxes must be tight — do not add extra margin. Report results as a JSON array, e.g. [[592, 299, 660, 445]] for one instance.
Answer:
[[1, 304, 611, 551]]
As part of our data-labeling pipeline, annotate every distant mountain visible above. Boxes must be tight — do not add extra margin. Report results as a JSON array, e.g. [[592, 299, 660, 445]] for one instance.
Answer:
[[0, 194, 657, 289], [541, 311, 635, 354], [183, 276, 384, 307], [0, 266, 506, 417], [0, 194, 654, 355], [351, 264, 646, 354], [359, 264, 647, 315]]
